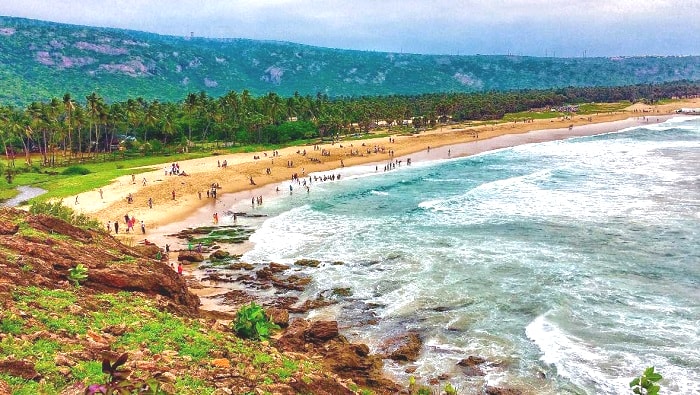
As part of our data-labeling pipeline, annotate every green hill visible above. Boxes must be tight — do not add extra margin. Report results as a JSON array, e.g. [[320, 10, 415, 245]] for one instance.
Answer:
[[1, 16, 699, 106]]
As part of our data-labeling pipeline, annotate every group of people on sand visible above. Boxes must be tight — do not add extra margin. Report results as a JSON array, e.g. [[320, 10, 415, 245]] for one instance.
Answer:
[[106, 214, 145, 234], [164, 162, 182, 176]]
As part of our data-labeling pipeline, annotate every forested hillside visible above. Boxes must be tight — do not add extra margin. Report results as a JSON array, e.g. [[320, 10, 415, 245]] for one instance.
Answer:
[[1, 16, 699, 106]]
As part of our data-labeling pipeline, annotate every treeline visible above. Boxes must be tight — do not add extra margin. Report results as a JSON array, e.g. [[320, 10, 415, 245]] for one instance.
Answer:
[[1, 80, 699, 166]]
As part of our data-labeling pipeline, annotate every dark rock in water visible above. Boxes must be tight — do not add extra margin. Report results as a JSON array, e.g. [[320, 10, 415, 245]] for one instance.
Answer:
[[230, 262, 255, 270], [295, 258, 321, 267], [331, 287, 353, 297], [457, 356, 486, 367], [379, 332, 422, 362], [268, 262, 290, 272], [485, 386, 523, 395], [209, 249, 230, 260], [178, 250, 205, 262], [461, 365, 485, 376], [331, 261, 345, 265]]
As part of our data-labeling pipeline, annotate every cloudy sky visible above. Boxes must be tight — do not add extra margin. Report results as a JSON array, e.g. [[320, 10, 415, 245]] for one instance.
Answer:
[[1, 0, 699, 57]]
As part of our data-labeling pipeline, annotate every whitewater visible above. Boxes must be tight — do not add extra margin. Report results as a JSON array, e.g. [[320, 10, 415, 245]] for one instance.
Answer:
[[237, 117, 700, 394]]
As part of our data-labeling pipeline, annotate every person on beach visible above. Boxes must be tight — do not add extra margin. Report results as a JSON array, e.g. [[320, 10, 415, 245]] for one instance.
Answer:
[[99, 188, 103, 200], [107, 221, 111, 233], [177, 262, 183, 275], [140, 220, 146, 234], [213, 212, 218, 224], [148, 197, 153, 209], [114, 221, 119, 234], [172, 190, 175, 200]]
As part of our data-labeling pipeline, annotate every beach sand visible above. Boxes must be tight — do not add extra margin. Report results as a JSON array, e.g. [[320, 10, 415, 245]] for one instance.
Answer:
[[66, 99, 699, 247]]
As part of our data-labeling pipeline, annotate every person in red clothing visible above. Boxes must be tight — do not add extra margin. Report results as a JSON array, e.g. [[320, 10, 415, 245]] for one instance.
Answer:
[[177, 262, 183, 275]]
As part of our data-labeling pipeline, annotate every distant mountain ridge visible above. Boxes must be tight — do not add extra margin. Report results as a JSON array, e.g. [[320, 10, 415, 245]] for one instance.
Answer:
[[1, 16, 699, 106]]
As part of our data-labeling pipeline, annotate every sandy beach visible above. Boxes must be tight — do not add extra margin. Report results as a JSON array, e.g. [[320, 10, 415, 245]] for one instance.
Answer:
[[66, 99, 700, 246]]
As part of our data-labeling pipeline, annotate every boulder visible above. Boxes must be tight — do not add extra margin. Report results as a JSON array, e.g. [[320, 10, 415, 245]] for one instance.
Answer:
[[379, 332, 422, 362], [210, 250, 230, 260], [266, 307, 289, 327], [177, 250, 205, 262], [305, 320, 339, 343]]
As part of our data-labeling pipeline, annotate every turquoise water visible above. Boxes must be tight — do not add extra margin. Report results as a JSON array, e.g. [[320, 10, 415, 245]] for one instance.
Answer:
[[239, 117, 700, 394]]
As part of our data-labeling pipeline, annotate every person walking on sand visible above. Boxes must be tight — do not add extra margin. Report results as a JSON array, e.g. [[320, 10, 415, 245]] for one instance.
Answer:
[[172, 190, 175, 200], [99, 188, 103, 200], [75, 195, 79, 205], [114, 221, 119, 234], [148, 197, 153, 209], [177, 262, 183, 276], [140, 220, 146, 234]]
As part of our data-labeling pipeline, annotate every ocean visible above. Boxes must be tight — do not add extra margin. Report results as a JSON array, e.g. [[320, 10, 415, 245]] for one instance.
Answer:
[[233, 117, 700, 394]]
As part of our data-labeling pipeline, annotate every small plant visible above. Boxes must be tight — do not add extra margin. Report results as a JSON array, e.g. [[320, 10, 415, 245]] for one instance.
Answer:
[[62, 166, 91, 175], [232, 302, 280, 341], [630, 366, 662, 395], [85, 353, 164, 394], [444, 382, 457, 395], [68, 264, 88, 286]]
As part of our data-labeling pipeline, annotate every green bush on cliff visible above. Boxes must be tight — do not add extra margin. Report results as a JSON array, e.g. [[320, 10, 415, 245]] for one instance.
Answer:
[[28, 200, 102, 230], [232, 302, 280, 341]]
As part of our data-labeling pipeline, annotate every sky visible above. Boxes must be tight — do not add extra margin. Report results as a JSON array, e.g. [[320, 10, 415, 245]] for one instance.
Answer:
[[1, 0, 699, 58]]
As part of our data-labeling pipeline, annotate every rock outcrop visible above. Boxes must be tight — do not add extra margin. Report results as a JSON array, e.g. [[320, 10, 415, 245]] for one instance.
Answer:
[[276, 319, 402, 393], [0, 207, 199, 314]]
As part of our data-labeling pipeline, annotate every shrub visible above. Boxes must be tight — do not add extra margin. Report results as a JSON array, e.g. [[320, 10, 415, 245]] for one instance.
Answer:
[[232, 302, 280, 341], [630, 366, 662, 395], [29, 201, 102, 230], [61, 166, 91, 175], [85, 353, 165, 395], [68, 264, 88, 286]]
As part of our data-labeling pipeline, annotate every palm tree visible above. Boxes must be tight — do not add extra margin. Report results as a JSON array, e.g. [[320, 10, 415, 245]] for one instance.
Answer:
[[62, 93, 75, 158], [86, 92, 101, 156]]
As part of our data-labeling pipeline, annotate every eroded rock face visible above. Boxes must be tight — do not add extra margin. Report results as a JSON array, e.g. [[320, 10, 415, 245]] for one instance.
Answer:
[[0, 207, 199, 314]]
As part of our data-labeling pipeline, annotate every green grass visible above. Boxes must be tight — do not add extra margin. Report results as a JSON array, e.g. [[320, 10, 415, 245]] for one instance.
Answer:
[[503, 110, 563, 122], [577, 101, 630, 114], [2, 285, 331, 394]]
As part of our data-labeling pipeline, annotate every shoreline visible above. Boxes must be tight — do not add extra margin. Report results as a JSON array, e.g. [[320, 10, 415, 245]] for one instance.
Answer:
[[66, 101, 697, 242], [121, 112, 680, 252]]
